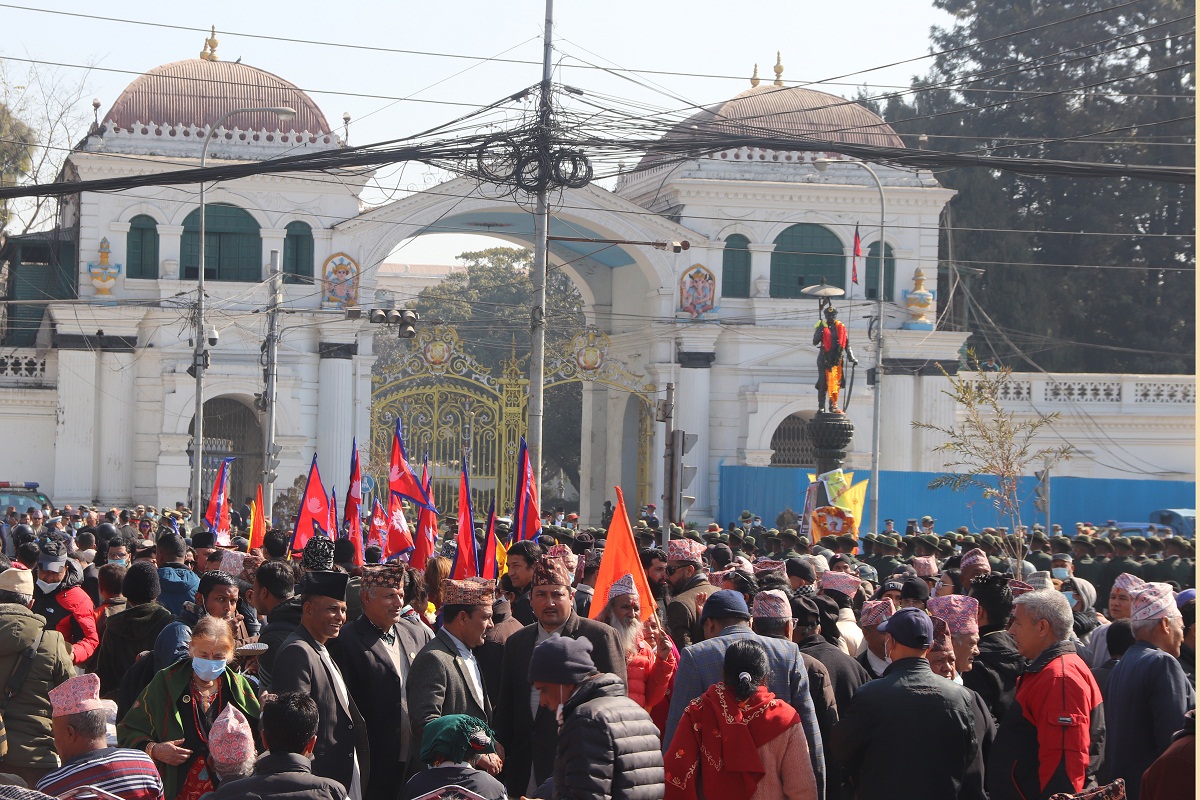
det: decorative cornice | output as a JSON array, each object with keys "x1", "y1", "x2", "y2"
[
  {"x1": 55, "y1": 333, "x2": 137, "y2": 352},
  {"x1": 319, "y1": 341, "x2": 357, "y2": 360},
  {"x1": 678, "y1": 350, "x2": 716, "y2": 369}
]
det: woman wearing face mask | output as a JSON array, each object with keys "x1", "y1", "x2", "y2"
[
  {"x1": 118, "y1": 616, "x2": 261, "y2": 800},
  {"x1": 1060, "y1": 577, "x2": 1103, "y2": 644}
]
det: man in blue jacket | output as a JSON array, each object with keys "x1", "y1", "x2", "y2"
[{"x1": 153, "y1": 532, "x2": 198, "y2": 615}]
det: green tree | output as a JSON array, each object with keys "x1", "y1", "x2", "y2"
[
  {"x1": 881, "y1": 0, "x2": 1194, "y2": 374},
  {"x1": 0, "y1": 103, "x2": 35, "y2": 232},
  {"x1": 373, "y1": 246, "x2": 586, "y2": 495}
]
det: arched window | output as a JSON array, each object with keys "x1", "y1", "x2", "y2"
[
  {"x1": 283, "y1": 221, "x2": 315, "y2": 285},
  {"x1": 126, "y1": 215, "x2": 159, "y2": 279},
  {"x1": 722, "y1": 234, "x2": 751, "y2": 298},
  {"x1": 865, "y1": 241, "x2": 895, "y2": 302},
  {"x1": 181, "y1": 203, "x2": 262, "y2": 282},
  {"x1": 770, "y1": 224, "x2": 843, "y2": 298},
  {"x1": 770, "y1": 412, "x2": 817, "y2": 467}
]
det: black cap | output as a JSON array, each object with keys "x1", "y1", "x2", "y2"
[
  {"x1": 300, "y1": 570, "x2": 349, "y2": 601},
  {"x1": 785, "y1": 558, "x2": 816, "y2": 582},
  {"x1": 900, "y1": 575, "x2": 930, "y2": 602},
  {"x1": 879, "y1": 607, "x2": 934, "y2": 649}
]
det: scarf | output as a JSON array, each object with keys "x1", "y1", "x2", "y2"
[{"x1": 665, "y1": 682, "x2": 799, "y2": 800}]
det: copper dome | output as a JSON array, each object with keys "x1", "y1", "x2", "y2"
[{"x1": 102, "y1": 58, "x2": 331, "y2": 135}]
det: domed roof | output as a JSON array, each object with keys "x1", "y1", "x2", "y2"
[
  {"x1": 666, "y1": 84, "x2": 904, "y2": 150},
  {"x1": 102, "y1": 58, "x2": 331, "y2": 135}
]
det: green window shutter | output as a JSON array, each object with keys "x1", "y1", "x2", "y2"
[
  {"x1": 721, "y1": 234, "x2": 751, "y2": 298},
  {"x1": 126, "y1": 215, "x2": 159, "y2": 279},
  {"x1": 181, "y1": 203, "x2": 262, "y2": 282},
  {"x1": 770, "y1": 224, "x2": 844, "y2": 298},
  {"x1": 282, "y1": 221, "x2": 314, "y2": 285},
  {"x1": 865, "y1": 241, "x2": 895, "y2": 301}
]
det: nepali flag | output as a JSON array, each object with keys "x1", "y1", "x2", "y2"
[
  {"x1": 410, "y1": 459, "x2": 438, "y2": 571},
  {"x1": 479, "y1": 499, "x2": 500, "y2": 580},
  {"x1": 367, "y1": 497, "x2": 387, "y2": 549},
  {"x1": 449, "y1": 458, "x2": 479, "y2": 579},
  {"x1": 344, "y1": 441, "x2": 365, "y2": 566},
  {"x1": 389, "y1": 419, "x2": 434, "y2": 509},
  {"x1": 384, "y1": 492, "x2": 415, "y2": 561},
  {"x1": 291, "y1": 455, "x2": 330, "y2": 553},
  {"x1": 328, "y1": 488, "x2": 339, "y2": 540},
  {"x1": 204, "y1": 457, "x2": 235, "y2": 546},
  {"x1": 852, "y1": 223, "x2": 862, "y2": 286},
  {"x1": 511, "y1": 436, "x2": 542, "y2": 543}
]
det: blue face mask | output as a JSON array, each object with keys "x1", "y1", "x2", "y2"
[
  {"x1": 192, "y1": 657, "x2": 227, "y2": 682},
  {"x1": 108, "y1": 558, "x2": 128, "y2": 568},
  {"x1": 1062, "y1": 591, "x2": 1076, "y2": 608},
  {"x1": 1051, "y1": 567, "x2": 1070, "y2": 580}
]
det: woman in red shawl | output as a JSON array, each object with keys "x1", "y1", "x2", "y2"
[{"x1": 664, "y1": 639, "x2": 817, "y2": 800}]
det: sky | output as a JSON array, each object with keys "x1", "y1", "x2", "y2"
[{"x1": 1, "y1": 0, "x2": 954, "y2": 262}]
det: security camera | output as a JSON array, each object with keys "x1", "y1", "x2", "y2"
[{"x1": 206, "y1": 326, "x2": 219, "y2": 347}]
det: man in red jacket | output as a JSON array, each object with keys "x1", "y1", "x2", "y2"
[
  {"x1": 31, "y1": 537, "x2": 98, "y2": 666},
  {"x1": 987, "y1": 589, "x2": 1104, "y2": 800}
]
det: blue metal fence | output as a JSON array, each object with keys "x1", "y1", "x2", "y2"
[{"x1": 718, "y1": 465, "x2": 1196, "y2": 532}]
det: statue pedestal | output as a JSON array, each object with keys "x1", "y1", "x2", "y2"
[{"x1": 804, "y1": 410, "x2": 855, "y2": 506}]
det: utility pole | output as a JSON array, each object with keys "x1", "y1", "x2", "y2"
[
  {"x1": 658, "y1": 382, "x2": 675, "y2": 548},
  {"x1": 526, "y1": 0, "x2": 554, "y2": 491},
  {"x1": 261, "y1": 250, "x2": 282, "y2": 524}
]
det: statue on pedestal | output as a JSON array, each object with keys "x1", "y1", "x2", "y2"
[{"x1": 812, "y1": 299, "x2": 857, "y2": 413}]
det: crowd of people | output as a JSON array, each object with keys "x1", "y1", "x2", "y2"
[{"x1": 0, "y1": 501, "x2": 1193, "y2": 800}]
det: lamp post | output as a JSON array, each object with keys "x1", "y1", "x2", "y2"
[
  {"x1": 190, "y1": 106, "x2": 295, "y2": 519},
  {"x1": 814, "y1": 157, "x2": 886, "y2": 535}
]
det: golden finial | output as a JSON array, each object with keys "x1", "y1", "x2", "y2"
[
  {"x1": 206, "y1": 26, "x2": 220, "y2": 61},
  {"x1": 773, "y1": 52, "x2": 784, "y2": 86},
  {"x1": 750, "y1": 64, "x2": 760, "y2": 88}
]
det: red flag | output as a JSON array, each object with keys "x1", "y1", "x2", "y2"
[
  {"x1": 590, "y1": 486, "x2": 655, "y2": 623},
  {"x1": 290, "y1": 455, "x2": 330, "y2": 553},
  {"x1": 479, "y1": 499, "x2": 499, "y2": 579},
  {"x1": 512, "y1": 436, "x2": 542, "y2": 542},
  {"x1": 852, "y1": 223, "x2": 862, "y2": 286},
  {"x1": 411, "y1": 460, "x2": 438, "y2": 571},
  {"x1": 203, "y1": 457, "x2": 235, "y2": 546},
  {"x1": 328, "y1": 488, "x2": 339, "y2": 541},
  {"x1": 384, "y1": 492, "x2": 415, "y2": 560},
  {"x1": 344, "y1": 441, "x2": 364, "y2": 567},
  {"x1": 367, "y1": 498, "x2": 387, "y2": 549},
  {"x1": 389, "y1": 419, "x2": 434, "y2": 509},
  {"x1": 449, "y1": 459, "x2": 479, "y2": 579},
  {"x1": 248, "y1": 483, "x2": 266, "y2": 551}
]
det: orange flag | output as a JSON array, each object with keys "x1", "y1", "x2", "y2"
[
  {"x1": 248, "y1": 484, "x2": 266, "y2": 551},
  {"x1": 589, "y1": 486, "x2": 655, "y2": 623}
]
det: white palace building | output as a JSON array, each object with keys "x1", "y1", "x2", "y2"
[{"x1": 0, "y1": 43, "x2": 1192, "y2": 526}]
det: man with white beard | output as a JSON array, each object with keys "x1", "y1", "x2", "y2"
[{"x1": 598, "y1": 574, "x2": 677, "y2": 711}]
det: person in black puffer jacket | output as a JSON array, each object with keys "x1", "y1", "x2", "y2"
[{"x1": 528, "y1": 635, "x2": 663, "y2": 800}]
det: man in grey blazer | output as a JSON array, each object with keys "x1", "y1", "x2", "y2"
[{"x1": 406, "y1": 577, "x2": 496, "y2": 750}]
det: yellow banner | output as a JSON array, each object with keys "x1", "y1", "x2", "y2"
[{"x1": 841, "y1": 480, "x2": 869, "y2": 526}]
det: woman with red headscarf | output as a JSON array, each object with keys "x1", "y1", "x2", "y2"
[{"x1": 664, "y1": 639, "x2": 817, "y2": 800}]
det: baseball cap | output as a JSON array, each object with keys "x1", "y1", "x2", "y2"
[
  {"x1": 879, "y1": 606, "x2": 934, "y2": 649},
  {"x1": 699, "y1": 589, "x2": 751, "y2": 622}
]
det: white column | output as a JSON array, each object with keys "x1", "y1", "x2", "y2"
[
  {"x1": 880, "y1": 370, "x2": 915, "y2": 471},
  {"x1": 748, "y1": 243, "x2": 775, "y2": 297},
  {"x1": 54, "y1": 350, "x2": 99, "y2": 504},
  {"x1": 158, "y1": 225, "x2": 184, "y2": 280},
  {"x1": 913, "y1": 373, "x2": 954, "y2": 472},
  {"x1": 317, "y1": 355, "x2": 354, "y2": 495},
  {"x1": 261, "y1": 229, "x2": 288, "y2": 282},
  {"x1": 579, "y1": 382, "x2": 608, "y2": 525},
  {"x1": 97, "y1": 351, "x2": 136, "y2": 505}
]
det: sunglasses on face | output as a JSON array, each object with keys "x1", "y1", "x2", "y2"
[{"x1": 665, "y1": 565, "x2": 689, "y2": 576}]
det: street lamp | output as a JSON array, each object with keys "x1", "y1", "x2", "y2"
[
  {"x1": 190, "y1": 105, "x2": 296, "y2": 519},
  {"x1": 814, "y1": 157, "x2": 885, "y2": 535}
]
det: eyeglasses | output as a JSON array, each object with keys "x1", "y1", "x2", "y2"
[{"x1": 665, "y1": 564, "x2": 694, "y2": 576}]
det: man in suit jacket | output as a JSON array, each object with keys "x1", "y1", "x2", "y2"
[
  {"x1": 271, "y1": 570, "x2": 371, "y2": 800},
  {"x1": 331, "y1": 564, "x2": 428, "y2": 800},
  {"x1": 495, "y1": 553, "x2": 627, "y2": 798},
  {"x1": 407, "y1": 577, "x2": 496, "y2": 752},
  {"x1": 666, "y1": 589, "x2": 827, "y2": 800}
]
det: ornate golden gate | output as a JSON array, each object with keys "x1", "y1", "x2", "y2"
[{"x1": 372, "y1": 325, "x2": 656, "y2": 516}]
